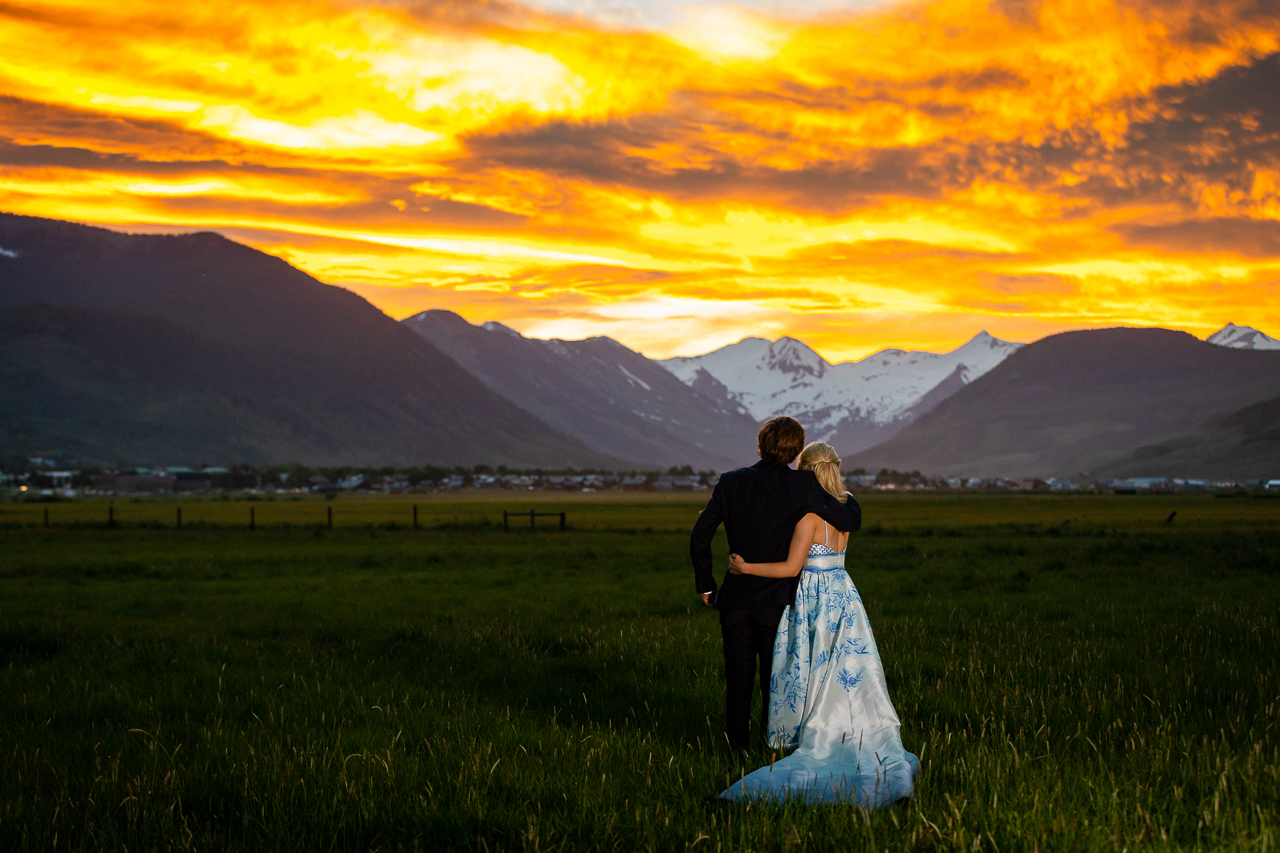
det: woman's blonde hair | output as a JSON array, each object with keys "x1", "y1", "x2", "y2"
[{"x1": 798, "y1": 441, "x2": 847, "y2": 502}]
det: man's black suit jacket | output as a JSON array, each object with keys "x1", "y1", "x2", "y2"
[{"x1": 690, "y1": 460, "x2": 862, "y2": 610}]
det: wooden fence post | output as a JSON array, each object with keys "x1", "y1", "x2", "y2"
[
  {"x1": 44, "y1": 507, "x2": 49, "y2": 529},
  {"x1": 108, "y1": 505, "x2": 115, "y2": 528},
  {"x1": 327, "y1": 506, "x2": 333, "y2": 530},
  {"x1": 176, "y1": 506, "x2": 182, "y2": 529},
  {"x1": 502, "y1": 510, "x2": 567, "y2": 531},
  {"x1": 413, "y1": 504, "x2": 419, "y2": 530},
  {"x1": 250, "y1": 506, "x2": 256, "y2": 531}
]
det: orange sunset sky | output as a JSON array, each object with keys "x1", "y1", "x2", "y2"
[{"x1": 1, "y1": 0, "x2": 1278, "y2": 360}]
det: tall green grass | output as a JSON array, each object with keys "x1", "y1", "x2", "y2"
[{"x1": 1, "y1": 495, "x2": 1278, "y2": 850}]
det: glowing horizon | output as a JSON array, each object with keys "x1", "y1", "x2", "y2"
[{"x1": 1, "y1": 0, "x2": 1278, "y2": 361}]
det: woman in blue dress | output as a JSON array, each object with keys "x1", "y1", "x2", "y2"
[{"x1": 718, "y1": 442, "x2": 917, "y2": 806}]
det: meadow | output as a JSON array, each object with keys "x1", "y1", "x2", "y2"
[{"x1": 1, "y1": 492, "x2": 1278, "y2": 851}]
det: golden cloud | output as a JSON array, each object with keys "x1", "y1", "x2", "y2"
[{"x1": 0, "y1": 0, "x2": 1277, "y2": 360}]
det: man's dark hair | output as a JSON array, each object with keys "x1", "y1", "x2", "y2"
[{"x1": 757, "y1": 416, "x2": 806, "y2": 466}]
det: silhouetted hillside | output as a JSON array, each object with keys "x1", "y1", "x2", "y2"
[
  {"x1": 847, "y1": 328, "x2": 1280, "y2": 478},
  {"x1": 1101, "y1": 394, "x2": 1280, "y2": 479},
  {"x1": 405, "y1": 310, "x2": 761, "y2": 470},
  {"x1": 0, "y1": 213, "x2": 621, "y2": 467}
]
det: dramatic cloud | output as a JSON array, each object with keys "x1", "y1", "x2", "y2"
[{"x1": 1, "y1": 0, "x2": 1278, "y2": 358}]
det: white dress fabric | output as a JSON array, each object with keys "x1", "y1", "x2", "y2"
[{"x1": 719, "y1": 538, "x2": 918, "y2": 806}]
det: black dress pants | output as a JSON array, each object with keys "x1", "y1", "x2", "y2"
[{"x1": 719, "y1": 605, "x2": 786, "y2": 751}]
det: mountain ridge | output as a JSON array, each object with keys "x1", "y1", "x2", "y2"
[
  {"x1": 403, "y1": 309, "x2": 762, "y2": 470},
  {"x1": 0, "y1": 212, "x2": 622, "y2": 468},
  {"x1": 845, "y1": 327, "x2": 1280, "y2": 478},
  {"x1": 6, "y1": 213, "x2": 1279, "y2": 473},
  {"x1": 658, "y1": 331, "x2": 1024, "y2": 456}
]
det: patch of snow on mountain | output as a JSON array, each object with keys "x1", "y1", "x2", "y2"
[
  {"x1": 660, "y1": 332, "x2": 1024, "y2": 430},
  {"x1": 480, "y1": 321, "x2": 522, "y2": 338},
  {"x1": 618, "y1": 364, "x2": 652, "y2": 391},
  {"x1": 1206, "y1": 323, "x2": 1280, "y2": 350}
]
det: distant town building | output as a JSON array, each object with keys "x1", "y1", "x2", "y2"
[
  {"x1": 95, "y1": 470, "x2": 177, "y2": 494},
  {"x1": 173, "y1": 472, "x2": 213, "y2": 493},
  {"x1": 1045, "y1": 478, "x2": 1081, "y2": 491},
  {"x1": 1110, "y1": 477, "x2": 1174, "y2": 493},
  {"x1": 654, "y1": 475, "x2": 701, "y2": 492},
  {"x1": 500, "y1": 474, "x2": 538, "y2": 489}
]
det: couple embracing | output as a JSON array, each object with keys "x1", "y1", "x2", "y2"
[{"x1": 690, "y1": 416, "x2": 918, "y2": 806}]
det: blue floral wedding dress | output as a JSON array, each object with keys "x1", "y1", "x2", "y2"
[{"x1": 719, "y1": 532, "x2": 918, "y2": 806}]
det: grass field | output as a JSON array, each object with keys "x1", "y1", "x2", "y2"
[{"x1": 2, "y1": 493, "x2": 1279, "y2": 850}]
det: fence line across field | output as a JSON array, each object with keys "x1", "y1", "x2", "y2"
[
  {"x1": 4, "y1": 503, "x2": 537, "y2": 530},
  {"x1": 503, "y1": 510, "x2": 566, "y2": 531}
]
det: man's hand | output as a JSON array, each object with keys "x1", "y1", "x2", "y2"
[
  {"x1": 701, "y1": 592, "x2": 715, "y2": 608},
  {"x1": 728, "y1": 553, "x2": 747, "y2": 575}
]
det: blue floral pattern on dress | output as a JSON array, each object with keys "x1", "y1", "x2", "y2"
[
  {"x1": 836, "y1": 668, "x2": 865, "y2": 691},
  {"x1": 767, "y1": 543, "x2": 880, "y2": 750},
  {"x1": 726, "y1": 538, "x2": 919, "y2": 807}
]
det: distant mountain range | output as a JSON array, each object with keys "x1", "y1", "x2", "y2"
[
  {"x1": 404, "y1": 312, "x2": 1279, "y2": 477},
  {"x1": 403, "y1": 310, "x2": 759, "y2": 470},
  {"x1": 3, "y1": 212, "x2": 1277, "y2": 476},
  {"x1": 846, "y1": 328, "x2": 1280, "y2": 479},
  {"x1": 0, "y1": 213, "x2": 620, "y2": 468},
  {"x1": 659, "y1": 332, "x2": 1023, "y2": 454}
]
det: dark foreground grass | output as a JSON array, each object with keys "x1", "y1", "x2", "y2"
[{"x1": 1, "y1": 494, "x2": 1278, "y2": 851}]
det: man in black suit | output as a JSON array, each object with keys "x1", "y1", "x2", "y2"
[{"x1": 691, "y1": 416, "x2": 862, "y2": 752}]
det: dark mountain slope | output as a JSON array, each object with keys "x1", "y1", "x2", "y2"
[
  {"x1": 846, "y1": 328, "x2": 1280, "y2": 478},
  {"x1": 1100, "y1": 394, "x2": 1280, "y2": 479},
  {"x1": 0, "y1": 213, "x2": 620, "y2": 467},
  {"x1": 0, "y1": 304, "x2": 305, "y2": 464},
  {"x1": 404, "y1": 310, "x2": 761, "y2": 470}
]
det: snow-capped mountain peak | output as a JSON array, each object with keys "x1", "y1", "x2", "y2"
[
  {"x1": 1206, "y1": 323, "x2": 1280, "y2": 350},
  {"x1": 961, "y1": 330, "x2": 999, "y2": 349},
  {"x1": 766, "y1": 337, "x2": 827, "y2": 380},
  {"x1": 660, "y1": 331, "x2": 1024, "y2": 454}
]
